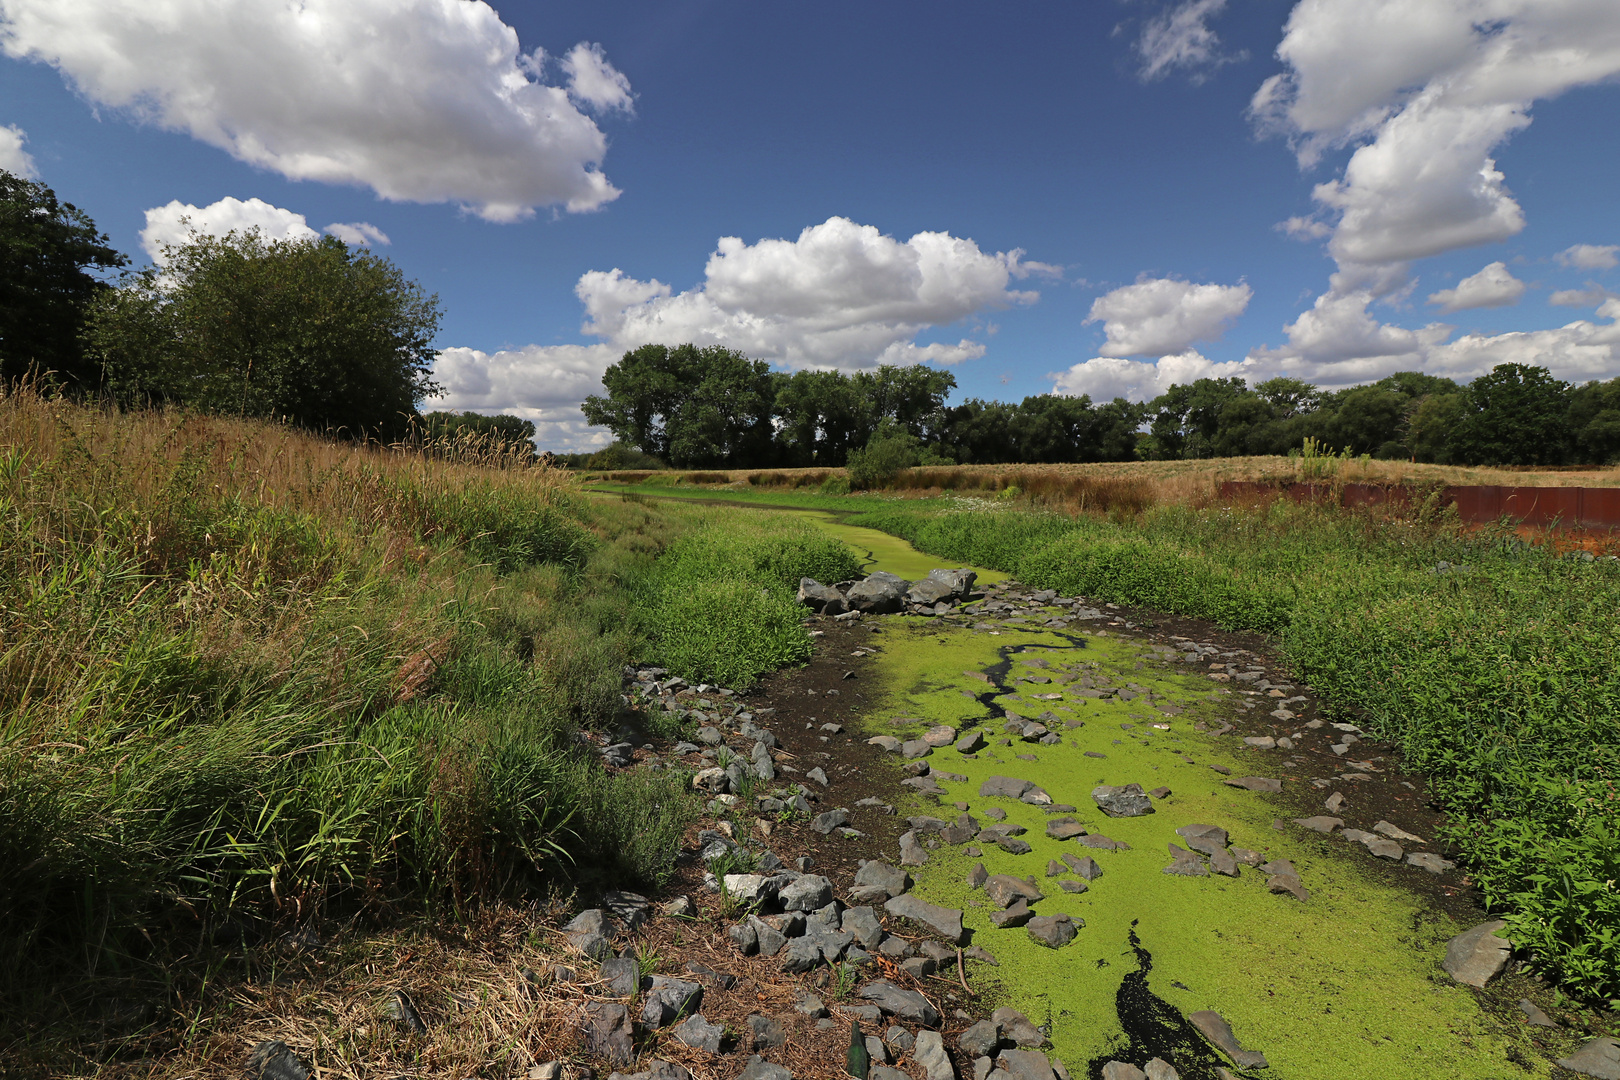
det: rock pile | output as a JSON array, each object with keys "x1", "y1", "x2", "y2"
[{"x1": 799, "y1": 568, "x2": 978, "y2": 617}]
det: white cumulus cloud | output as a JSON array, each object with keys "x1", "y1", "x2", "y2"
[
  {"x1": 0, "y1": 0, "x2": 628, "y2": 221},
  {"x1": 428, "y1": 343, "x2": 619, "y2": 451},
  {"x1": 575, "y1": 216, "x2": 1046, "y2": 370},
  {"x1": 0, "y1": 123, "x2": 36, "y2": 178},
  {"x1": 1427, "y1": 261, "x2": 1526, "y2": 313},
  {"x1": 1052, "y1": 349, "x2": 1253, "y2": 402},
  {"x1": 1254, "y1": 0, "x2": 1620, "y2": 268},
  {"x1": 324, "y1": 221, "x2": 390, "y2": 247},
  {"x1": 1085, "y1": 277, "x2": 1252, "y2": 358},
  {"x1": 1137, "y1": 0, "x2": 1242, "y2": 82},
  {"x1": 1558, "y1": 243, "x2": 1620, "y2": 270},
  {"x1": 140, "y1": 196, "x2": 318, "y2": 263},
  {"x1": 1549, "y1": 286, "x2": 1615, "y2": 308}
]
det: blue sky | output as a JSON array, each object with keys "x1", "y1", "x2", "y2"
[{"x1": 3, "y1": 0, "x2": 1618, "y2": 450}]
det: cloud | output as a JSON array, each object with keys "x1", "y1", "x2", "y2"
[
  {"x1": 427, "y1": 342, "x2": 619, "y2": 450},
  {"x1": 1254, "y1": 1, "x2": 1620, "y2": 268},
  {"x1": 560, "y1": 42, "x2": 633, "y2": 114},
  {"x1": 324, "y1": 221, "x2": 390, "y2": 246},
  {"x1": 0, "y1": 123, "x2": 36, "y2": 178},
  {"x1": 140, "y1": 196, "x2": 318, "y2": 262},
  {"x1": 1085, "y1": 277, "x2": 1251, "y2": 358},
  {"x1": 574, "y1": 216, "x2": 1044, "y2": 370},
  {"x1": 1427, "y1": 261, "x2": 1526, "y2": 313},
  {"x1": 0, "y1": 0, "x2": 628, "y2": 221},
  {"x1": 1549, "y1": 286, "x2": 1616, "y2": 308},
  {"x1": 1558, "y1": 243, "x2": 1620, "y2": 270},
  {"x1": 1052, "y1": 349, "x2": 1253, "y2": 402},
  {"x1": 1137, "y1": 0, "x2": 1243, "y2": 82}
]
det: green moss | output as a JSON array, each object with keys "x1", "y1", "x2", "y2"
[
  {"x1": 797, "y1": 511, "x2": 1010, "y2": 586},
  {"x1": 861, "y1": 624, "x2": 1540, "y2": 1077}
]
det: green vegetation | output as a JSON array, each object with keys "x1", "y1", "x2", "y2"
[
  {"x1": 847, "y1": 499, "x2": 1620, "y2": 1002},
  {"x1": 0, "y1": 389, "x2": 848, "y2": 992}
]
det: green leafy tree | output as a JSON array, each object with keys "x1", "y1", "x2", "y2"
[
  {"x1": 1447, "y1": 363, "x2": 1572, "y2": 466},
  {"x1": 0, "y1": 170, "x2": 127, "y2": 388},
  {"x1": 1146, "y1": 377, "x2": 1250, "y2": 459},
  {"x1": 1408, "y1": 392, "x2": 1466, "y2": 463},
  {"x1": 1314, "y1": 385, "x2": 1410, "y2": 458},
  {"x1": 86, "y1": 229, "x2": 441, "y2": 435},
  {"x1": 845, "y1": 419, "x2": 923, "y2": 488},
  {"x1": 1569, "y1": 377, "x2": 1620, "y2": 464},
  {"x1": 581, "y1": 343, "x2": 778, "y2": 468},
  {"x1": 773, "y1": 368, "x2": 874, "y2": 466}
]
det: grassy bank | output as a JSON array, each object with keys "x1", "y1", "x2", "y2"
[
  {"x1": 0, "y1": 390, "x2": 857, "y2": 1002},
  {"x1": 843, "y1": 498, "x2": 1620, "y2": 1003}
]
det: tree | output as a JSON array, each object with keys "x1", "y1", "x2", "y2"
[
  {"x1": 1570, "y1": 377, "x2": 1620, "y2": 464},
  {"x1": 1145, "y1": 378, "x2": 1250, "y2": 459},
  {"x1": 0, "y1": 170, "x2": 127, "y2": 388},
  {"x1": 1447, "y1": 363, "x2": 1572, "y2": 466},
  {"x1": 86, "y1": 229, "x2": 441, "y2": 436},
  {"x1": 419, "y1": 410, "x2": 538, "y2": 461},
  {"x1": 581, "y1": 343, "x2": 778, "y2": 468},
  {"x1": 773, "y1": 368, "x2": 874, "y2": 466}
]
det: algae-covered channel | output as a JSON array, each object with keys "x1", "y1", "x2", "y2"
[{"x1": 803, "y1": 513, "x2": 1536, "y2": 1079}]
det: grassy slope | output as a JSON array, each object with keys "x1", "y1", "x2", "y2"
[{"x1": 0, "y1": 392, "x2": 861, "y2": 991}]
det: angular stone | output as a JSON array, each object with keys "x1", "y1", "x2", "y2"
[
  {"x1": 900, "y1": 830, "x2": 930, "y2": 866},
  {"x1": 1325, "y1": 791, "x2": 1346, "y2": 812},
  {"x1": 1405, "y1": 851, "x2": 1455, "y2": 874},
  {"x1": 246, "y1": 1041, "x2": 312, "y2": 1080},
  {"x1": 885, "y1": 892, "x2": 967, "y2": 944},
  {"x1": 902, "y1": 739, "x2": 934, "y2": 759},
  {"x1": 1174, "y1": 823, "x2": 1228, "y2": 856},
  {"x1": 1267, "y1": 874, "x2": 1309, "y2": 902},
  {"x1": 1374, "y1": 820, "x2": 1425, "y2": 843},
  {"x1": 1518, "y1": 999, "x2": 1557, "y2": 1027},
  {"x1": 989, "y1": 898, "x2": 1033, "y2": 928},
  {"x1": 1077, "y1": 834, "x2": 1128, "y2": 851},
  {"x1": 994, "y1": 834, "x2": 1034, "y2": 855},
  {"x1": 957, "y1": 731, "x2": 987, "y2": 753},
  {"x1": 1293, "y1": 816, "x2": 1343, "y2": 833},
  {"x1": 780, "y1": 875, "x2": 833, "y2": 912},
  {"x1": 985, "y1": 874, "x2": 1044, "y2": 908},
  {"x1": 750, "y1": 915, "x2": 789, "y2": 958},
  {"x1": 923, "y1": 724, "x2": 959, "y2": 747},
  {"x1": 968, "y1": 862, "x2": 989, "y2": 888},
  {"x1": 736, "y1": 1056, "x2": 793, "y2": 1080},
  {"x1": 1189, "y1": 1010, "x2": 1268, "y2": 1069},
  {"x1": 1163, "y1": 844, "x2": 1208, "y2": 876},
  {"x1": 860, "y1": 980, "x2": 942, "y2": 1026},
  {"x1": 1101, "y1": 1065, "x2": 1145, "y2": 1080},
  {"x1": 1028, "y1": 913, "x2": 1080, "y2": 948},
  {"x1": 848, "y1": 571, "x2": 909, "y2": 614},
  {"x1": 724, "y1": 874, "x2": 776, "y2": 905},
  {"x1": 1047, "y1": 819, "x2": 1088, "y2": 840},
  {"x1": 1063, "y1": 854, "x2": 1103, "y2": 880},
  {"x1": 563, "y1": 909, "x2": 614, "y2": 960},
  {"x1": 851, "y1": 861, "x2": 911, "y2": 903},
  {"x1": 582, "y1": 1001, "x2": 636, "y2": 1065},
  {"x1": 980, "y1": 775, "x2": 1037, "y2": 800},
  {"x1": 1223, "y1": 776, "x2": 1282, "y2": 793},
  {"x1": 998, "y1": 1049, "x2": 1056, "y2": 1080},
  {"x1": 842, "y1": 905, "x2": 884, "y2": 950},
  {"x1": 600, "y1": 956, "x2": 642, "y2": 997},
  {"x1": 641, "y1": 976, "x2": 702, "y2": 1027},
  {"x1": 1557, "y1": 1038, "x2": 1620, "y2": 1080},
  {"x1": 747, "y1": 1014, "x2": 785, "y2": 1050},
  {"x1": 672, "y1": 1013, "x2": 724, "y2": 1052},
  {"x1": 1441, "y1": 920, "x2": 1512, "y2": 987},
  {"x1": 992, "y1": 1007, "x2": 1045, "y2": 1048},
  {"x1": 1208, "y1": 847, "x2": 1239, "y2": 877},
  {"x1": 663, "y1": 895, "x2": 697, "y2": 918},
  {"x1": 914, "y1": 1029, "x2": 956, "y2": 1080},
  {"x1": 958, "y1": 1019, "x2": 1001, "y2": 1058},
  {"x1": 1144, "y1": 1060, "x2": 1180, "y2": 1080},
  {"x1": 795, "y1": 991, "x2": 827, "y2": 1017},
  {"x1": 811, "y1": 809, "x2": 849, "y2": 834},
  {"x1": 869, "y1": 735, "x2": 902, "y2": 752}
]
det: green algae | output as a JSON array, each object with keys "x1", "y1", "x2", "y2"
[
  {"x1": 797, "y1": 512, "x2": 1009, "y2": 586},
  {"x1": 798, "y1": 526, "x2": 1546, "y2": 1077},
  {"x1": 864, "y1": 623, "x2": 1542, "y2": 1078}
]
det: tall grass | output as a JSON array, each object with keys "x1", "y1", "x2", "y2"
[{"x1": 850, "y1": 499, "x2": 1620, "y2": 1002}]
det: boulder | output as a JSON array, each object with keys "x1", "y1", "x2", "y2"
[
  {"x1": 928, "y1": 567, "x2": 977, "y2": 598},
  {"x1": 582, "y1": 1001, "x2": 636, "y2": 1065},
  {"x1": 563, "y1": 909, "x2": 613, "y2": 960},
  {"x1": 850, "y1": 861, "x2": 911, "y2": 903},
  {"x1": 997, "y1": 1050, "x2": 1056, "y2": 1080},
  {"x1": 958, "y1": 1019, "x2": 1001, "y2": 1058},
  {"x1": 1441, "y1": 920, "x2": 1512, "y2": 987},
  {"x1": 985, "y1": 874, "x2": 1044, "y2": 909},
  {"x1": 798, "y1": 578, "x2": 847, "y2": 614},
  {"x1": 914, "y1": 1029, "x2": 956, "y2": 1080},
  {"x1": 980, "y1": 775, "x2": 1037, "y2": 800},
  {"x1": 847, "y1": 572, "x2": 909, "y2": 614},
  {"x1": 1188, "y1": 1010, "x2": 1268, "y2": 1069},
  {"x1": 884, "y1": 893, "x2": 967, "y2": 944},
  {"x1": 672, "y1": 1013, "x2": 724, "y2": 1052},
  {"x1": 780, "y1": 875, "x2": 834, "y2": 912},
  {"x1": 860, "y1": 980, "x2": 942, "y2": 1026},
  {"x1": 1027, "y1": 914, "x2": 1079, "y2": 948},
  {"x1": 1557, "y1": 1037, "x2": 1620, "y2": 1080},
  {"x1": 640, "y1": 976, "x2": 702, "y2": 1027}
]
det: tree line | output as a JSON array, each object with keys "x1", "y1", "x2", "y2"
[{"x1": 582, "y1": 343, "x2": 1620, "y2": 469}]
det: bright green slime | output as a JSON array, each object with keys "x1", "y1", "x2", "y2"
[{"x1": 801, "y1": 516, "x2": 1544, "y2": 1079}]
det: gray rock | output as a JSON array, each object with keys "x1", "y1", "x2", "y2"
[
  {"x1": 922, "y1": 724, "x2": 959, "y2": 747},
  {"x1": 927, "y1": 567, "x2": 977, "y2": 598},
  {"x1": 957, "y1": 731, "x2": 987, "y2": 753},
  {"x1": 728, "y1": 921, "x2": 759, "y2": 954},
  {"x1": 1174, "y1": 823, "x2": 1229, "y2": 856},
  {"x1": 914, "y1": 1029, "x2": 956, "y2": 1080},
  {"x1": 528, "y1": 1064, "x2": 562, "y2": 1080},
  {"x1": 812, "y1": 809, "x2": 849, "y2": 834},
  {"x1": 780, "y1": 874, "x2": 834, "y2": 912},
  {"x1": 563, "y1": 909, "x2": 614, "y2": 960},
  {"x1": 851, "y1": 861, "x2": 911, "y2": 903},
  {"x1": 1163, "y1": 844, "x2": 1208, "y2": 876},
  {"x1": 968, "y1": 862, "x2": 989, "y2": 888},
  {"x1": 994, "y1": 834, "x2": 1034, "y2": 855},
  {"x1": 1223, "y1": 776, "x2": 1283, "y2": 793},
  {"x1": 1517, "y1": 998, "x2": 1556, "y2": 1027},
  {"x1": 1267, "y1": 874, "x2": 1309, "y2": 902},
  {"x1": 724, "y1": 873, "x2": 776, "y2": 905},
  {"x1": 901, "y1": 955, "x2": 937, "y2": 979},
  {"x1": 795, "y1": 991, "x2": 827, "y2": 1017},
  {"x1": 1375, "y1": 819, "x2": 1425, "y2": 842},
  {"x1": 736, "y1": 1056, "x2": 794, "y2": 1080},
  {"x1": 1293, "y1": 815, "x2": 1343, "y2": 833},
  {"x1": 747, "y1": 1013, "x2": 785, "y2": 1050},
  {"x1": 899, "y1": 830, "x2": 930, "y2": 866},
  {"x1": 1557, "y1": 1037, "x2": 1620, "y2": 1079},
  {"x1": 600, "y1": 956, "x2": 642, "y2": 997},
  {"x1": 843, "y1": 905, "x2": 884, "y2": 949},
  {"x1": 1208, "y1": 847, "x2": 1239, "y2": 877},
  {"x1": 860, "y1": 980, "x2": 942, "y2": 1026},
  {"x1": 985, "y1": 874, "x2": 1044, "y2": 908},
  {"x1": 1028, "y1": 913, "x2": 1080, "y2": 948},
  {"x1": 958, "y1": 1019, "x2": 1001, "y2": 1058},
  {"x1": 1046, "y1": 818, "x2": 1088, "y2": 840},
  {"x1": 1325, "y1": 791, "x2": 1346, "y2": 812},
  {"x1": 979, "y1": 775, "x2": 1037, "y2": 800},
  {"x1": 866, "y1": 1034, "x2": 892, "y2": 1064},
  {"x1": 799, "y1": 578, "x2": 846, "y2": 612},
  {"x1": 848, "y1": 572, "x2": 909, "y2": 614},
  {"x1": 641, "y1": 976, "x2": 702, "y2": 1027},
  {"x1": 778, "y1": 934, "x2": 825, "y2": 974},
  {"x1": 1406, "y1": 851, "x2": 1456, "y2": 874},
  {"x1": 888, "y1": 1024, "x2": 915, "y2": 1053},
  {"x1": 1189, "y1": 1010, "x2": 1268, "y2": 1069},
  {"x1": 1064, "y1": 854, "x2": 1103, "y2": 880},
  {"x1": 246, "y1": 1041, "x2": 312, "y2": 1080},
  {"x1": 1092, "y1": 783, "x2": 1154, "y2": 817},
  {"x1": 992, "y1": 1007, "x2": 1045, "y2": 1048},
  {"x1": 750, "y1": 915, "x2": 789, "y2": 957},
  {"x1": 989, "y1": 898, "x2": 1033, "y2": 928},
  {"x1": 647, "y1": 1063, "x2": 694, "y2": 1080},
  {"x1": 663, "y1": 895, "x2": 697, "y2": 918},
  {"x1": 997, "y1": 1049, "x2": 1056, "y2": 1080},
  {"x1": 582, "y1": 1001, "x2": 636, "y2": 1065},
  {"x1": 902, "y1": 739, "x2": 934, "y2": 759},
  {"x1": 871, "y1": 1069, "x2": 911, "y2": 1080},
  {"x1": 1441, "y1": 920, "x2": 1512, "y2": 987},
  {"x1": 885, "y1": 892, "x2": 967, "y2": 944},
  {"x1": 1101, "y1": 1065, "x2": 1145, "y2": 1080},
  {"x1": 672, "y1": 1013, "x2": 724, "y2": 1052},
  {"x1": 1143, "y1": 1060, "x2": 1180, "y2": 1080},
  {"x1": 807, "y1": 767, "x2": 830, "y2": 786}
]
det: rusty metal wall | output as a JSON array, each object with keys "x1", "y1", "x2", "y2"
[{"x1": 1214, "y1": 481, "x2": 1620, "y2": 531}]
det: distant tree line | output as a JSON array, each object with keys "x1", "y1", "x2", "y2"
[{"x1": 583, "y1": 345, "x2": 1620, "y2": 469}]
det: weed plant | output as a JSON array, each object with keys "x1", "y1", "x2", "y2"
[{"x1": 850, "y1": 498, "x2": 1620, "y2": 1002}]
